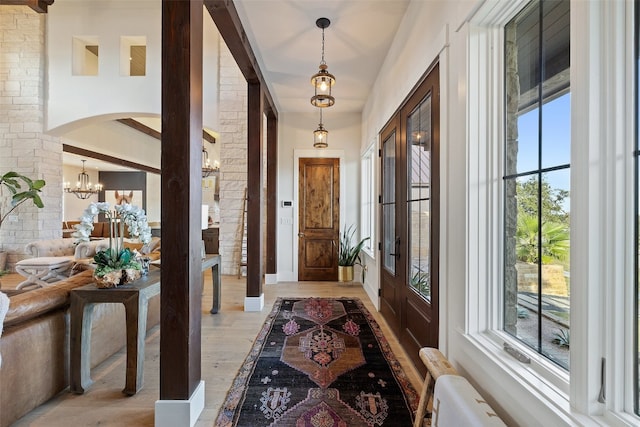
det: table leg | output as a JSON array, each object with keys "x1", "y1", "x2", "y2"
[
  {"x1": 122, "y1": 293, "x2": 149, "y2": 395},
  {"x1": 210, "y1": 262, "x2": 221, "y2": 314},
  {"x1": 15, "y1": 266, "x2": 49, "y2": 289},
  {"x1": 70, "y1": 297, "x2": 95, "y2": 394}
]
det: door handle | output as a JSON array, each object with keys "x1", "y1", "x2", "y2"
[
  {"x1": 389, "y1": 237, "x2": 400, "y2": 259},
  {"x1": 298, "y1": 232, "x2": 305, "y2": 238}
]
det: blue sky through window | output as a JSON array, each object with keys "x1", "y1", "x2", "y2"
[{"x1": 516, "y1": 92, "x2": 571, "y2": 211}]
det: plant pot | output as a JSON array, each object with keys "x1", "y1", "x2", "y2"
[
  {"x1": 338, "y1": 265, "x2": 354, "y2": 282},
  {"x1": 94, "y1": 268, "x2": 142, "y2": 289}
]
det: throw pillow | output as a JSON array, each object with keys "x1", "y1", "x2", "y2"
[{"x1": 0, "y1": 291, "x2": 9, "y2": 368}]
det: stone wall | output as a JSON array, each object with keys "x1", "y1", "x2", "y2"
[
  {"x1": 515, "y1": 262, "x2": 569, "y2": 297},
  {"x1": 217, "y1": 40, "x2": 247, "y2": 275},
  {"x1": 0, "y1": 7, "x2": 63, "y2": 270}
]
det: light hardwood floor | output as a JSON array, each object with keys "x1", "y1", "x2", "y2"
[{"x1": 1, "y1": 271, "x2": 423, "y2": 427}]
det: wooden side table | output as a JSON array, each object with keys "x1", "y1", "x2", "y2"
[
  {"x1": 69, "y1": 270, "x2": 161, "y2": 395},
  {"x1": 202, "y1": 254, "x2": 221, "y2": 314}
]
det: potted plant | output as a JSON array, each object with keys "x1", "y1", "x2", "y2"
[
  {"x1": 338, "y1": 224, "x2": 370, "y2": 282},
  {"x1": 0, "y1": 172, "x2": 46, "y2": 270},
  {"x1": 73, "y1": 202, "x2": 152, "y2": 288}
]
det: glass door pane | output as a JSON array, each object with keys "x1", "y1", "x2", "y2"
[
  {"x1": 407, "y1": 94, "x2": 432, "y2": 301},
  {"x1": 382, "y1": 131, "x2": 396, "y2": 274}
]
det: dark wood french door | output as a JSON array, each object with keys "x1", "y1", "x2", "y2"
[
  {"x1": 298, "y1": 157, "x2": 340, "y2": 281},
  {"x1": 380, "y1": 63, "x2": 440, "y2": 373}
]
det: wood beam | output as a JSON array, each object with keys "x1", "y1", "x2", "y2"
[
  {"x1": 204, "y1": 0, "x2": 277, "y2": 119},
  {"x1": 246, "y1": 81, "x2": 263, "y2": 297},
  {"x1": 202, "y1": 129, "x2": 216, "y2": 144},
  {"x1": 160, "y1": 0, "x2": 203, "y2": 401},
  {"x1": 266, "y1": 112, "x2": 277, "y2": 275},
  {"x1": 63, "y1": 144, "x2": 160, "y2": 175},
  {"x1": 117, "y1": 118, "x2": 216, "y2": 144},
  {"x1": 0, "y1": 0, "x2": 53, "y2": 13},
  {"x1": 116, "y1": 118, "x2": 161, "y2": 140}
]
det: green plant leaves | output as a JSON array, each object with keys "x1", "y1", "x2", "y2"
[
  {"x1": 0, "y1": 172, "x2": 46, "y2": 230},
  {"x1": 338, "y1": 224, "x2": 370, "y2": 266},
  {"x1": 93, "y1": 248, "x2": 140, "y2": 277}
]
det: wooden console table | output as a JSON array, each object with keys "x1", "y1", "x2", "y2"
[
  {"x1": 70, "y1": 270, "x2": 161, "y2": 395},
  {"x1": 150, "y1": 254, "x2": 221, "y2": 313},
  {"x1": 70, "y1": 255, "x2": 221, "y2": 395}
]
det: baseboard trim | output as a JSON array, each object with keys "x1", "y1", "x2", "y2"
[
  {"x1": 244, "y1": 294, "x2": 264, "y2": 311},
  {"x1": 277, "y1": 271, "x2": 297, "y2": 282},
  {"x1": 155, "y1": 380, "x2": 205, "y2": 427},
  {"x1": 265, "y1": 273, "x2": 277, "y2": 284}
]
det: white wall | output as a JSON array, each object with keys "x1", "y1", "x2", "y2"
[
  {"x1": 47, "y1": 1, "x2": 161, "y2": 133},
  {"x1": 146, "y1": 172, "x2": 161, "y2": 223},
  {"x1": 276, "y1": 111, "x2": 362, "y2": 282},
  {"x1": 46, "y1": 1, "x2": 220, "y2": 133},
  {"x1": 46, "y1": 2, "x2": 220, "y2": 226}
]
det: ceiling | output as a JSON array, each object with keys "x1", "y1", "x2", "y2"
[
  {"x1": 63, "y1": 152, "x2": 137, "y2": 173},
  {"x1": 233, "y1": 0, "x2": 410, "y2": 114}
]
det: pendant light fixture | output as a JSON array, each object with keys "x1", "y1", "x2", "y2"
[
  {"x1": 64, "y1": 159, "x2": 102, "y2": 199},
  {"x1": 202, "y1": 144, "x2": 219, "y2": 178},
  {"x1": 313, "y1": 108, "x2": 328, "y2": 148},
  {"x1": 310, "y1": 17, "x2": 335, "y2": 108}
]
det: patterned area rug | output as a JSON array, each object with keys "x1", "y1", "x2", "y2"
[{"x1": 215, "y1": 297, "x2": 419, "y2": 426}]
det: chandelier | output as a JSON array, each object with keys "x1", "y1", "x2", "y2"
[
  {"x1": 313, "y1": 108, "x2": 328, "y2": 148},
  {"x1": 310, "y1": 17, "x2": 335, "y2": 108},
  {"x1": 64, "y1": 159, "x2": 102, "y2": 199},
  {"x1": 202, "y1": 145, "x2": 219, "y2": 178}
]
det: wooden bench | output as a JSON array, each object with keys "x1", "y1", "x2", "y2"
[
  {"x1": 414, "y1": 347, "x2": 458, "y2": 427},
  {"x1": 414, "y1": 347, "x2": 506, "y2": 426}
]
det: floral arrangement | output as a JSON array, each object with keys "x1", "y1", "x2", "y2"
[{"x1": 73, "y1": 202, "x2": 152, "y2": 287}]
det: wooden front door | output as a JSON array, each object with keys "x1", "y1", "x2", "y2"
[
  {"x1": 298, "y1": 157, "x2": 340, "y2": 281},
  {"x1": 380, "y1": 62, "x2": 440, "y2": 374}
]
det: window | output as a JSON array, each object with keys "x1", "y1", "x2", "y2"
[
  {"x1": 465, "y1": 0, "x2": 640, "y2": 423},
  {"x1": 72, "y1": 36, "x2": 99, "y2": 76},
  {"x1": 361, "y1": 142, "x2": 376, "y2": 257},
  {"x1": 121, "y1": 36, "x2": 147, "y2": 76},
  {"x1": 503, "y1": 0, "x2": 570, "y2": 369}
]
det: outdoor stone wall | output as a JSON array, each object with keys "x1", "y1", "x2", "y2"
[
  {"x1": 515, "y1": 263, "x2": 569, "y2": 297},
  {"x1": 0, "y1": 7, "x2": 63, "y2": 270},
  {"x1": 217, "y1": 40, "x2": 247, "y2": 276}
]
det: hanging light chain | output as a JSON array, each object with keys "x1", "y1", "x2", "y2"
[{"x1": 320, "y1": 27, "x2": 326, "y2": 65}]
